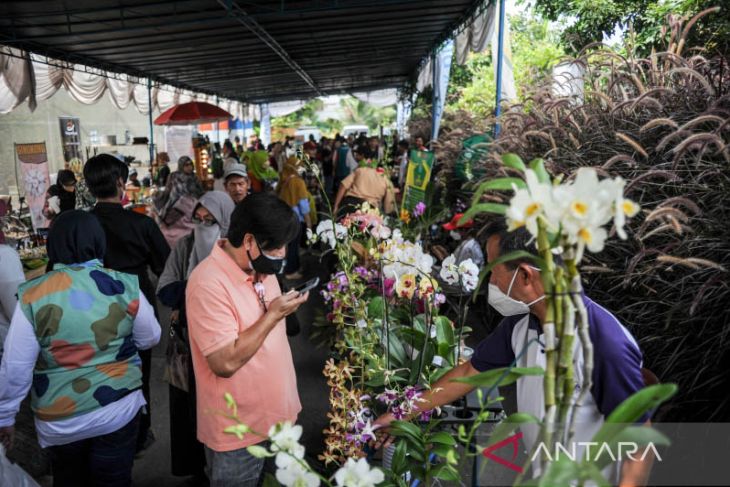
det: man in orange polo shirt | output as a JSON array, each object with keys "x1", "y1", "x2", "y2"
[{"x1": 186, "y1": 193, "x2": 308, "y2": 486}]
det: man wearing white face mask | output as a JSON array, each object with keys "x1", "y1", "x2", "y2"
[
  {"x1": 374, "y1": 220, "x2": 653, "y2": 486},
  {"x1": 157, "y1": 191, "x2": 235, "y2": 480}
]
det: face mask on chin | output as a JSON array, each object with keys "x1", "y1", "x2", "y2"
[
  {"x1": 246, "y1": 237, "x2": 286, "y2": 275},
  {"x1": 488, "y1": 266, "x2": 545, "y2": 316}
]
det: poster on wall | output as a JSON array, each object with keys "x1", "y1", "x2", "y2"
[
  {"x1": 59, "y1": 117, "x2": 81, "y2": 163},
  {"x1": 402, "y1": 149, "x2": 435, "y2": 212},
  {"x1": 15, "y1": 142, "x2": 51, "y2": 229},
  {"x1": 165, "y1": 126, "x2": 194, "y2": 169}
]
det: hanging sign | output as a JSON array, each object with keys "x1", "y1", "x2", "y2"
[
  {"x1": 59, "y1": 117, "x2": 81, "y2": 163},
  {"x1": 402, "y1": 149, "x2": 434, "y2": 212},
  {"x1": 15, "y1": 142, "x2": 51, "y2": 229}
]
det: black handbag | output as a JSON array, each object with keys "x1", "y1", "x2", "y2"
[{"x1": 164, "y1": 317, "x2": 191, "y2": 392}]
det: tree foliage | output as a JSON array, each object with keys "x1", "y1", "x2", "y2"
[
  {"x1": 271, "y1": 97, "x2": 395, "y2": 135},
  {"x1": 534, "y1": 0, "x2": 730, "y2": 55}
]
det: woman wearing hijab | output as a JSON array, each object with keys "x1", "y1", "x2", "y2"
[
  {"x1": 245, "y1": 148, "x2": 279, "y2": 193},
  {"x1": 154, "y1": 156, "x2": 205, "y2": 248},
  {"x1": 156, "y1": 191, "x2": 234, "y2": 481},
  {"x1": 276, "y1": 156, "x2": 312, "y2": 280},
  {"x1": 0, "y1": 210, "x2": 161, "y2": 487},
  {"x1": 43, "y1": 170, "x2": 77, "y2": 222}
]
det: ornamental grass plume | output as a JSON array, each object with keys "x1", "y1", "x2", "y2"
[{"x1": 457, "y1": 10, "x2": 729, "y2": 421}]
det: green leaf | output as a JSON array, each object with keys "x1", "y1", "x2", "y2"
[
  {"x1": 365, "y1": 371, "x2": 386, "y2": 388},
  {"x1": 538, "y1": 456, "x2": 580, "y2": 487},
  {"x1": 396, "y1": 328, "x2": 426, "y2": 352},
  {"x1": 431, "y1": 464, "x2": 461, "y2": 481},
  {"x1": 390, "y1": 420, "x2": 425, "y2": 444},
  {"x1": 452, "y1": 366, "x2": 544, "y2": 388},
  {"x1": 581, "y1": 463, "x2": 611, "y2": 487},
  {"x1": 459, "y1": 203, "x2": 507, "y2": 225},
  {"x1": 593, "y1": 384, "x2": 677, "y2": 444},
  {"x1": 385, "y1": 330, "x2": 407, "y2": 367},
  {"x1": 391, "y1": 439, "x2": 408, "y2": 474},
  {"x1": 606, "y1": 384, "x2": 677, "y2": 424},
  {"x1": 485, "y1": 412, "x2": 540, "y2": 447},
  {"x1": 446, "y1": 448, "x2": 459, "y2": 465},
  {"x1": 472, "y1": 250, "x2": 545, "y2": 302},
  {"x1": 529, "y1": 158, "x2": 550, "y2": 183},
  {"x1": 430, "y1": 442, "x2": 454, "y2": 458},
  {"x1": 368, "y1": 295, "x2": 385, "y2": 318},
  {"x1": 471, "y1": 177, "x2": 527, "y2": 205},
  {"x1": 429, "y1": 431, "x2": 457, "y2": 446},
  {"x1": 435, "y1": 316, "x2": 455, "y2": 360},
  {"x1": 502, "y1": 153, "x2": 527, "y2": 172},
  {"x1": 261, "y1": 473, "x2": 280, "y2": 487},
  {"x1": 429, "y1": 367, "x2": 451, "y2": 383}
]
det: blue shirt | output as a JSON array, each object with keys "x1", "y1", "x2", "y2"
[{"x1": 471, "y1": 295, "x2": 647, "y2": 479}]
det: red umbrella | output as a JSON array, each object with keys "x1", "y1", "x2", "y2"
[{"x1": 154, "y1": 101, "x2": 233, "y2": 126}]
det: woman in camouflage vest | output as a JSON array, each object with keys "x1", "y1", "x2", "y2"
[{"x1": 0, "y1": 210, "x2": 161, "y2": 487}]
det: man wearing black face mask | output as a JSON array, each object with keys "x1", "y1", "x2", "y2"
[{"x1": 185, "y1": 192, "x2": 307, "y2": 487}]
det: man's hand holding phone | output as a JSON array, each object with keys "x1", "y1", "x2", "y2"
[{"x1": 269, "y1": 291, "x2": 308, "y2": 321}]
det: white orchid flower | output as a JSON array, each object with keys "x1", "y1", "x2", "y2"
[
  {"x1": 458, "y1": 258, "x2": 480, "y2": 292},
  {"x1": 333, "y1": 457, "x2": 385, "y2": 487},
  {"x1": 315, "y1": 220, "x2": 347, "y2": 249},
  {"x1": 439, "y1": 255, "x2": 459, "y2": 285},
  {"x1": 601, "y1": 176, "x2": 639, "y2": 239},
  {"x1": 269, "y1": 422, "x2": 305, "y2": 458},
  {"x1": 506, "y1": 170, "x2": 553, "y2": 236},
  {"x1": 276, "y1": 460, "x2": 321, "y2": 487}
]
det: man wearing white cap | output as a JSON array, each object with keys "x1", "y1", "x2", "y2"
[{"x1": 223, "y1": 163, "x2": 249, "y2": 205}]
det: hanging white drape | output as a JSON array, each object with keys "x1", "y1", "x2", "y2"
[
  {"x1": 260, "y1": 103, "x2": 271, "y2": 147},
  {"x1": 396, "y1": 93, "x2": 415, "y2": 138},
  {"x1": 431, "y1": 40, "x2": 454, "y2": 141},
  {"x1": 352, "y1": 88, "x2": 398, "y2": 107},
  {"x1": 0, "y1": 47, "x2": 36, "y2": 113},
  {"x1": 416, "y1": 57, "x2": 433, "y2": 92},
  {"x1": 455, "y1": 3, "x2": 496, "y2": 65},
  {"x1": 63, "y1": 67, "x2": 107, "y2": 105},
  {"x1": 107, "y1": 76, "x2": 135, "y2": 110},
  {"x1": 156, "y1": 87, "x2": 179, "y2": 111},
  {"x1": 491, "y1": 0, "x2": 517, "y2": 103},
  {"x1": 552, "y1": 61, "x2": 585, "y2": 101},
  {"x1": 31, "y1": 55, "x2": 64, "y2": 102},
  {"x1": 268, "y1": 99, "x2": 306, "y2": 117},
  {"x1": 0, "y1": 47, "x2": 253, "y2": 121}
]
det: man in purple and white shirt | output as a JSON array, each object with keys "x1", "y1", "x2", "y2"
[{"x1": 375, "y1": 221, "x2": 653, "y2": 486}]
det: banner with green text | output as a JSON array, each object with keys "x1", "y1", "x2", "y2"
[{"x1": 402, "y1": 149, "x2": 434, "y2": 212}]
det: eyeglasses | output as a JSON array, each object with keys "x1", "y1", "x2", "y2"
[{"x1": 192, "y1": 215, "x2": 217, "y2": 226}]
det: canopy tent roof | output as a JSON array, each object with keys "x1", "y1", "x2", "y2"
[{"x1": 0, "y1": 0, "x2": 486, "y2": 104}]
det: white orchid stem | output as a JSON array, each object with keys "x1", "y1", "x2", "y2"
[
  {"x1": 556, "y1": 269, "x2": 576, "y2": 442},
  {"x1": 378, "y1": 258, "x2": 390, "y2": 371},
  {"x1": 567, "y1": 270, "x2": 593, "y2": 443},
  {"x1": 536, "y1": 218, "x2": 558, "y2": 469}
]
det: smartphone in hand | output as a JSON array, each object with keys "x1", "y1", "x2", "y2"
[{"x1": 290, "y1": 277, "x2": 320, "y2": 297}]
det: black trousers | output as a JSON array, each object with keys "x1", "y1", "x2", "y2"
[{"x1": 48, "y1": 411, "x2": 140, "y2": 487}]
